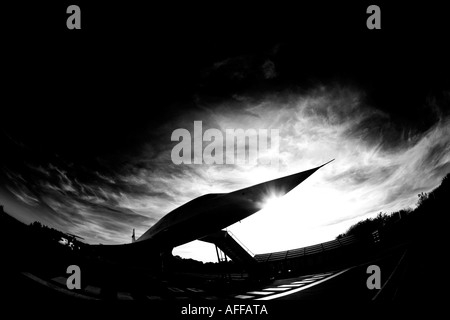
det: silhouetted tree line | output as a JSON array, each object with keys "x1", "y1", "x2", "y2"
[
  {"x1": 30, "y1": 220, "x2": 67, "y2": 240},
  {"x1": 29, "y1": 221, "x2": 84, "y2": 249},
  {"x1": 171, "y1": 255, "x2": 239, "y2": 271},
  {"x1": 337, "y1": 173, "x2": 450, "y2": 239}
]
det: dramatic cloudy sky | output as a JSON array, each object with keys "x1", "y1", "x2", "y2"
[{"x1": 2, "y1": 3, "x2": 449, "y2": 261}]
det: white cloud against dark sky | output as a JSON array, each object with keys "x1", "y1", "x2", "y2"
[
  {"x1": 1, "y1": 9, "x2": 450, "y2": 262},
  {"x1": 1, "y1": 81, "x2": 449, "y2": 262}
]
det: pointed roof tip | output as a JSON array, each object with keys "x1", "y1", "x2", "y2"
[{"x1": 319, "y1": 158, "x2": 335, "y2": 168}]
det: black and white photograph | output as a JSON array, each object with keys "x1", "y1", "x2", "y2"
[{"x1": 1, "y1": 1, "x2": 449, "y2": 317}]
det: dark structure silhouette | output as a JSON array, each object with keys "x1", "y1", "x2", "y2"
[{"x1": 91, "y1": 160, "x2": 333, "y2": 272}]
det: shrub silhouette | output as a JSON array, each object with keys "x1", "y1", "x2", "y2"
[{"x1": 337, "y1": 173, "x2": 450, "y2": 239}]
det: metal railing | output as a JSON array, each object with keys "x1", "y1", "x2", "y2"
[{"x1": 254, "y1": 235, "x2": 359, "y2": 262}]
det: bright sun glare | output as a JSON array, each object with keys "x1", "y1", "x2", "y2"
[{"x1": 262, "y1": 194, "x2": 283, "y2": 210}]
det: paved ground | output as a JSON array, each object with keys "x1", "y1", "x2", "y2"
[
  {"x1": 232, "y1": 247, "x2": 404, "y2": 301},
  {"x1": 11, "y1": 246, "x2": 405, "y2": 302}
]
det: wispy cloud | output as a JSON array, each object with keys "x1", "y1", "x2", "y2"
[{"x1": 1, "y1": 85, "x2": 449, "y2": 260}]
